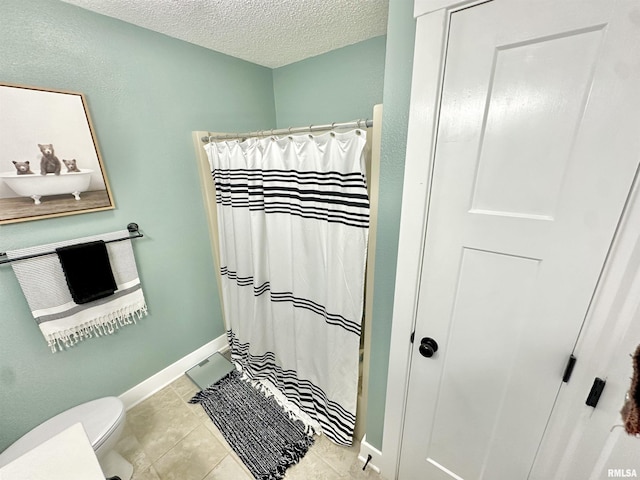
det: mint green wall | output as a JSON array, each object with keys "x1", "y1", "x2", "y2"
[
  {"x1": 0, "y1": 0, "x2": 275, "y2": 451},
  {"x1": 0, "y1": 0, "x2": 410, "y2": 456},
  {"x1": 366, "y1": 1, "x2": 416, "y2": 450},
  {"x1": 272, "y1": 37, "x2": 386, "y2": 128}
]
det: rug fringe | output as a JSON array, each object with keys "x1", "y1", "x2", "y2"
[
  {"x1": 189, "y1": 368, "x2": 321, "y2": 436},
  {"x1": 259, "y1": 436, "x2": 315, "y2": 480},
  {"x1": 189, "y1": 369, "x2": 316, "y2": 480},
  {"x1": 236, "y1": 367, "x2": 322, "y2": 437}
]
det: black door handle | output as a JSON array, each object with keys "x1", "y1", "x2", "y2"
[
  {"x1": 419, "y1": 337, "x2": 439, "y2": 358},
  {"x1": 586, "y1": 377, "x2": 606, "y2": 408}
]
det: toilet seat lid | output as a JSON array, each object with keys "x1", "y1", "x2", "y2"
[{"x1": 0, "y1": 397, "x2": 124, "y2": 467}]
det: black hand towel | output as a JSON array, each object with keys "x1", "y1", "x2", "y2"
[{"x1": 56, "y1": 240, "x2": 117, "y2": 304}]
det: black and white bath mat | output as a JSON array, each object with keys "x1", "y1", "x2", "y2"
[{"x1": 190, "y1": 370, "x2": 314, "y2": 480}]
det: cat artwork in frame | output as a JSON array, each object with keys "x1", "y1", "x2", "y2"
[{"x1": 0, "y1": 83, "x2": 114, "y2": 225}]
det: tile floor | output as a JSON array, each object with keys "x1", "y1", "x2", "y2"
[{"x1": 116, "y1": 375, "x2": 386, "y2": 480}]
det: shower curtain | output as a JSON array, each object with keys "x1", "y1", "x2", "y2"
[{"x1": 204, "y1": 129, "x2": 369, "y2": 446}]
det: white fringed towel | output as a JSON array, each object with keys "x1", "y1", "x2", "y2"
[{"x1": 7, "y1": 230, "x2": 148, "y2": 352}]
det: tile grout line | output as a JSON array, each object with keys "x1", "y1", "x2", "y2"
[
  {"x1": 149, "y1": 383, "x2": 220, "y2": 479},
  {"x1": 151, "y1": 387, "x2": 203, "y2": 466},
  {"x1": 127, "y1": 375, "x2": 382, "y2": 480},
  {"x1": 194, "y1": 451, "x2": 232, "y2": 480},
  {"x1": 168, "y1": 377, "x2": 246, "y2": 480}
]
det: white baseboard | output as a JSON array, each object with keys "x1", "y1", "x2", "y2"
[
  {"x1": 358, "y1": 434, "x2": 383, "y2": 475},
  {"x1": 119, "y1": 333, "x2": 228, "y2": 410}
]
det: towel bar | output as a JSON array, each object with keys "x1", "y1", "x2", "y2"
[{"x1": 0, "y1": 223, "x2": 143, "y2": 265}]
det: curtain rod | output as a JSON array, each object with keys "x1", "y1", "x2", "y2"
[
  {"x1": 201, "y1": 118, "x2": 373, "y2": 143},
  {"x1": 0, "y1": 223, "x2": 143, "y2": 265}
]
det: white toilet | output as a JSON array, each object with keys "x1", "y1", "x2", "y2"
[{"x1": 0, "y1": 397, "x2": 132, "y2": 480}]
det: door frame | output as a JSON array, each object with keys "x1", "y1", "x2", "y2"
[
  {"x1": 380, "y1": 1, "x2": 640, "y2": 478},
  {"x1": 379, "y1": 2, "x2": 488, "y2": 477}
]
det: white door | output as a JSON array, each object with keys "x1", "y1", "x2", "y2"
[
  {"x1": 399, "y1": 1, "x2": 640, "y2": 479},
  {"x1": 531, "y1": 286, "x2": 640, "y2": 480}
]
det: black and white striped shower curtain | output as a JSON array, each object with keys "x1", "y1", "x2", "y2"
[{"x1": 204, "y1": 130, "x2": 369, "y2": 445}]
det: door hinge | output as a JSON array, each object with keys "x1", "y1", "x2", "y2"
[
  {"x1": 410, "y1": 331, "x2": 415, "y2": 344},
  {"x1": 562, "y1": 354, "x2": 577, "y2": 383},
  {"x1": 586, "y1": 377, "x2": 606, "y2": 408}
]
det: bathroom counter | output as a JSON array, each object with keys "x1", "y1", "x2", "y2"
[{"x1": 0, "y1": 422, "x2": 104, "y2": 480}]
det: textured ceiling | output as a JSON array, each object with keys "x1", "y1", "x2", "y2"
[{"x1": 60, "y1": 0, "x2": 389, "y2": 68}]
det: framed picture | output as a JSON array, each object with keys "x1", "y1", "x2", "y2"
[{"x1": 0, "y1": 83, "x2": 114, "y2": 225}]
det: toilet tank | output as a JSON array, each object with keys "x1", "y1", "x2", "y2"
[{"x1": 0, "y1": 397, "x2": 125, "y2": 467}]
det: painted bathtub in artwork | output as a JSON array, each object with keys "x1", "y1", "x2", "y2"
[{"x1": 0, "y1": 170, "x2": 93, "y2": 204}]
